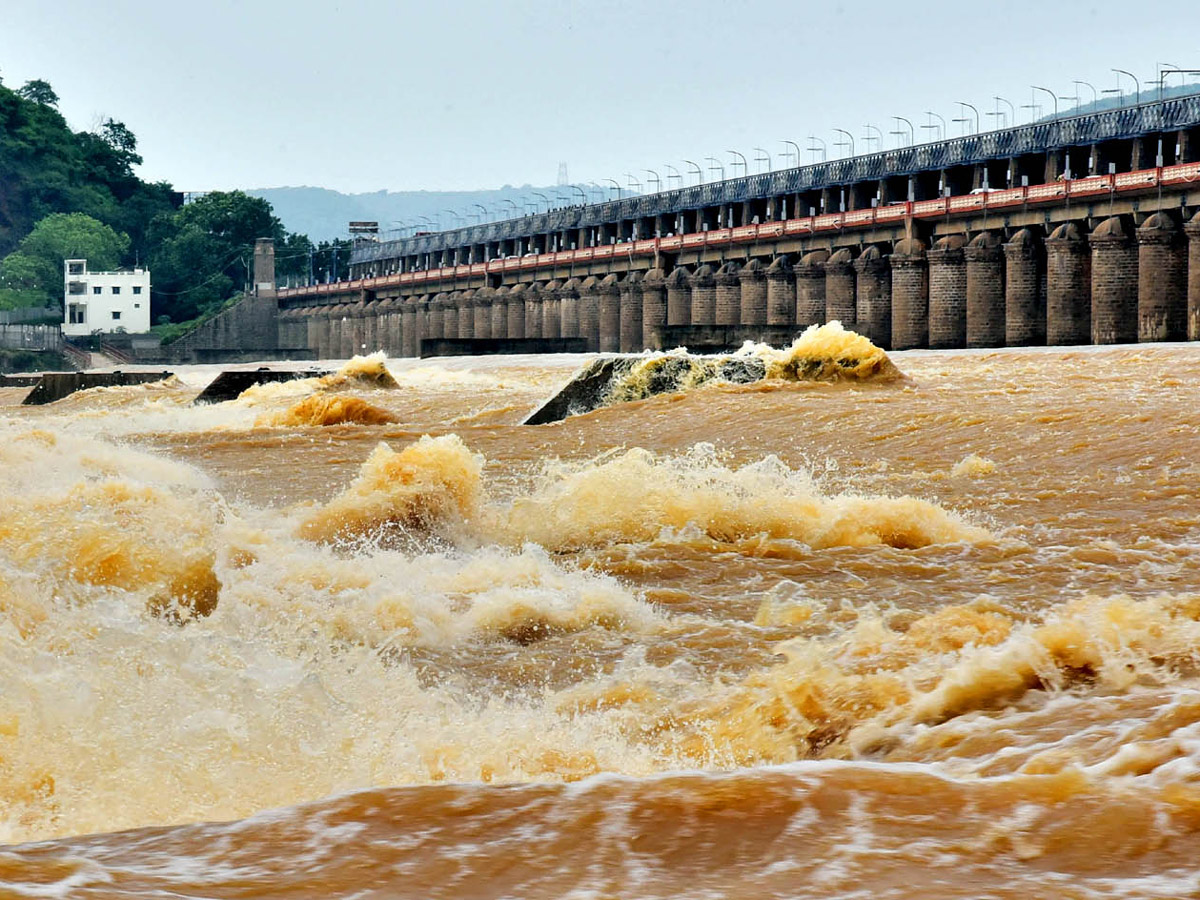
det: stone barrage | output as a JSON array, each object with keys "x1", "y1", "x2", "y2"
[{"x1": 272, "y1": 216, "x2": 1200, "y2": 359}]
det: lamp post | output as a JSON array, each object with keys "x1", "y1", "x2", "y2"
[
  {"x1": 956, "y1": 102, "x2": 980, "y2": 134},
  {"x1": 569, "y1": 185, "x2": 587, "y2": 204},
  {"x1": 497, "y1": 199, "x2": 517, "y2": 219},
  {"x1": 683, "y1": 160, "x2": 704, "y2": 185},
  {"x1": 832, "y1": 128, "x2": 855, "y2": 157},
  {"x1": 919, "y1": 112, "x2": 945, "y2": 141},
  {"x1": 602, "y1": 178, "x2": 621, "y2": 200},
  {"x1": 625, "y1": 173, "x2": 643, "y2": 194},
  {"x1": 890, "y1": 115, "x2": 914, "y2": 147},
  {"x1": 727, "y1": 149, "x2": 749, "y2": 176},
  {"x1": 1031, "y1": 85, "x2": 1058, "y2": 120},
  {"x1": 862, "y1": 124, "x2": 883, "y2": 151},
  {"x1": 664, "y1": 164, "x2": 682, "y2": 187},
  {"x1": 472, "y1": 203, "x2": 489, "y2": 223},
  {"x1": 1073, "y1": 80, "x2": 1098, "y2": 108},
  {"x1": 990, "y1": 97, "x2": 1014, "y2": 129},
  {"x1": 644, "y1": 169, "x2": 662, "y2": 192},
  {"x1": 807, "y1": 135, "x2": 826, "y2": 162},
  {"x1": 704, "y1": 156, "x2": 726, "y2": 180},
  {"x1": 531, "y1": 191, "x2": 551, "y2": 212},
  {"x1": 753, "y1": 147, "x2": 771, "y2": 173},
  {"x1": 780, "y1": 140, "x2": 802, "y2": 168},
  {"x1": 1113, "y1": 68, "x2": 1139, "y2": 105}
]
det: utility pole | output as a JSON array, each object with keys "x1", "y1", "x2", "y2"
[
  {"x1": 307, "y1": 245, "x2": 314, "y2": 286},
  {"x1": 331, "y1": 243, "x2": 338, "y2": 283}
]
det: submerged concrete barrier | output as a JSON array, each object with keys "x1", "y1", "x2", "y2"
[
  {"x1": 523, "y1": 354, "x2": 766, "y2": 425},
  {"x1": 193, "y1": 368, "x2": 331, "y2": 404},
  {"x1": 22, "y1": 371, "x2": 175, "y2": 405}
]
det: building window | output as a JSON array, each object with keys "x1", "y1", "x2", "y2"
[
  {"x1": 68, "y1": 304, "x2": 86, "y2": 324},
  {"x1": 111, "y1": 286, "x2": 121, "y2": 295},
  {"x1": 112, "y1": 311, "x2": 121, "y2": 320},
  {"x1": 68, "y1": 281, "x2": 86, "y2": 295},
  {"x1": 132, "y1": 286, "x2": 142, "y2": 295},
  {"x1": 93, "y1": 286, "x2": 102, "y2": 295},
  {"x1": 68, "y1": 262, "x2": 84, "y2": 276},
  {"x1": 134, "y1": 303, "x2": 140, "y2": 309}
]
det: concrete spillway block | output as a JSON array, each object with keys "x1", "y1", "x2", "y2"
[
  {"x1": 22, "y1": 371, "x2": 176, "y2": 405},
  {"x1": 523, "y1": 353, "x2": 766, "y2": 425},
  {"x1": 193, "y1": 368, "x2": 331, "y2": 404},
  {"x1": 0, "y1": 373, "x2": 55, "y2": 388}
]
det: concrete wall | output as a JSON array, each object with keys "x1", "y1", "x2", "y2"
[{"x1": 0, "y1": 324, "x2": 63, "y2": 351}]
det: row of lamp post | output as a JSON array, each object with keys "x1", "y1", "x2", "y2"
[{"x1": 387, "y1": 66, "x2": 1197, "y2": 236}]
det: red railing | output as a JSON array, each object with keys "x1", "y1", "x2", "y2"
[{"x1": 278, "y1": 160, "x2": 1195, "y2": 301}]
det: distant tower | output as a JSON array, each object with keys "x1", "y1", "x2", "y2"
[{"x1": 557, "y1": 162, "x2": 569, "y2": 187}]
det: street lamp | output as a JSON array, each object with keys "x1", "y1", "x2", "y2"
[
  {"x1": 644, "y1": 169, "x2": 662, "y2": 192},
  {"x1": 956, "y1": 102, "x2": 980, "y2": 134},
  {"x1": 1113, "y1": 68, "x2": 1139, "y2": 105},
  {"x1": 1160, "y1": 66, "x2": 1200, "y2": 96},
  {"x1": 602, "y1": 178, "x2": 621, "y2": 200},
  {"x1": 664, "y1": 164, "x2": 682, "y2": 187},
  {"x1": 832, "y1": 128, "x2": 855, "y2": 157},
  {"x1": 753, "y1": 147, "x2": 772, "y2": 172},
  {"x1": 531, "y1": 191, "x2": 551, "y2": 212},
  {"x1": 727, "y1": 149, "x2": 749, "y2": 176},
  {"x1": 890, "y1": 115, "x2": 914, "y2": 147},
  {"x1": 988, "y1": 97, "x2": 1014, "y2": 129},
  {"x1": 1074, "y1": 80, "x2": 1098, "y2": 108},
  {"x1": 472, "y1": 203, "x2": 489, "y2": 223},
  {"x1": 920, "y1": 111, "x2": 946, "y2": 140},
  {"x1": 568, "y1": 185, "x2": 587, "y2": 204},
  {"x1": 1031, "y1": 85, "x2": 1058, "y2": 120},
  {"x1": 704, "y1": 156, "x2": 726, "y2": 180},
  {"x1": 807, "y1": 135, "x2": 826, "y2": 162},
  {"x1": 683, "y1": 160, "x2": 704, "y2": 185},
  {"x1": 780, "y1": 140, "x2": 802, "y2": 168},
  {"x1": 625, "y1": 173, "x2": 643, "y2": 194}
]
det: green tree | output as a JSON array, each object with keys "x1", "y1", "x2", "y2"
[
  {"x1": 0, "y1": 213, "x2": 129, "y2": 309},
  {"x1": 148, "y1": 191, "x2": 286, "y2": 323},
  {"x1": 0, "y1": 81, "x2": 181, "y2": 260},
  {"x1": 16, "y1": 79, "x2": 58, "y2": 107},
  {"x1": 0, "y1": 253, "x2": 54, "y2": 310}
]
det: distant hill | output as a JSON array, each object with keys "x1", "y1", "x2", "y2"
[{"x1": 246, "y1": 184, "x2": 600, "y2": 243}]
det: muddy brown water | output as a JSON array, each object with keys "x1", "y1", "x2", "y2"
[{"x1": 1, "y1": 336, "x2": 1199, "y2": 898}]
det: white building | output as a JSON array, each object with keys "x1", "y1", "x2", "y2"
[{"x1": 63, "y1": 259, "x2": 151, "y2": 337}]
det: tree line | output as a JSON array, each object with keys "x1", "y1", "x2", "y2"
[{"x1": 0, "y1": 76, "x2": 349, "y2": 328}]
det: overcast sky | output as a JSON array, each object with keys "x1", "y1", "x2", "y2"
[{"x1": 2, "y1": 0, "x2": 1198, "y2": 194}]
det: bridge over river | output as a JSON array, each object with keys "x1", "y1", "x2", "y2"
[{"x1": 175, "y1": 93, "x2": 1200, "y2": 359}]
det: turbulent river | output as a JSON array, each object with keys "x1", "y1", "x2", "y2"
[{"x1": 2, "y1": 327, "x2": 1200, "y2": 898}]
